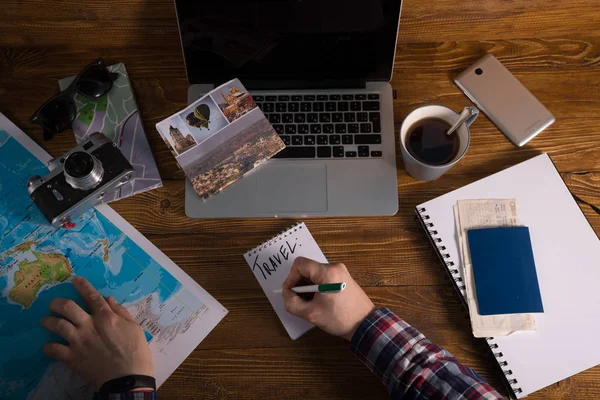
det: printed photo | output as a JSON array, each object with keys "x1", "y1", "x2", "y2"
[
  {"x1": 178, "y1": 96, "x2": 229, "y2": 145},
  {"x1": 156, "y1": 116, "x2": 197, "y2": 156},
  {"x1": 180, "y1": 110, "x2": 284, "y2": 200},
  {"x1": 155, "y1": 78, "x2": 286, "y2": 201},
  {"x1": 212, "y1": 79, "x2": 258, "y2": 123}
]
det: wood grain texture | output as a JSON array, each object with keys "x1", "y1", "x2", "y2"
[
  {"x1": 157, "y1": 343, "x2": 600, "y2": 400},
  {"x1": 1, "y1": 0, "x2": 599, "y2": 398},
  {"x1": 156, "y1": 343, "x2": 502, "y2": 400},
  {"x1": 3, "y1": 68, "x2": 600, "y2": 179},
  {"x1": 1, "y1": 0, "x2": 600, "y2": 45},
  {"x1": 196, "y1": 287, "x2": 474, "y2": 351},
  {"x1": 109, "y1": 172, "x2": 600, "y2": 237}
]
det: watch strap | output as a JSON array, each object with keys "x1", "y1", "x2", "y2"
[
  {"x1": 99, "y1": 392, "x2": 157, "y2": 400},
  {"x1": 96, "y1": 375, "x2": 156, "y2": 400}
]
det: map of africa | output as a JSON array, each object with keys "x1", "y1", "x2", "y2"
[{"x1": 0, "y1": 128, "x2": 222, "y2": 399}]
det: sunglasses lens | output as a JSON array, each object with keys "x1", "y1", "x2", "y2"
[
  {"x1": 40, "y1": 96, "x2": 76, "y2": 133},
  {"x1": 76, "y1": 65, "x2": 113, "y2": 98}
]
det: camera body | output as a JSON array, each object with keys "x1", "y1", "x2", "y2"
[{"x1": 27, "y1": 132, "x2": 134, "y2": 227}]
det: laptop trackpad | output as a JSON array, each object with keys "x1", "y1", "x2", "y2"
[{"x1": 256, "y1": 164, "x2": 328, "y2": 212}]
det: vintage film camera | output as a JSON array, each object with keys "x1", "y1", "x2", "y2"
[{"x1": 27, "y1": 132, "x2": 134, "y2": 227}]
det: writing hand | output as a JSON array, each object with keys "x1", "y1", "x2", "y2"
[
  {"x1": 281, "y1": 257, "x2": 376, "y2": 341},
  {"x1": 41, "y1": 276, "x2": 153, "y2": 389}
]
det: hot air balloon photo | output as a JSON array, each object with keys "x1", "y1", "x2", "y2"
[
  {"x1": 186, "y1": 103, "x2": 211, "y2": 130},
  {"x1": 154, "y1": 78, "x2": 283, "y2": 201},
  {"x1": 177, "y1": 97, "x2": 228, "y2": 144}
]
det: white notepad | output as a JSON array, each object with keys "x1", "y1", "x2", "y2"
[
  {"x1": 415, "y1": 153, "x2": 600, "y2": 398},
  {"x1": 244, "y1": 223, "x2": 326, "y2": 339}
]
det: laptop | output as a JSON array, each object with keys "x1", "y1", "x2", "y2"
[{"x1": 175, "y1": 0, "x2": 402, "y2": 218}]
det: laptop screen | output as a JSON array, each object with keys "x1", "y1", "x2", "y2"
[{"x1": 175, "y1": 0, "x2": 402, "y2": 85}]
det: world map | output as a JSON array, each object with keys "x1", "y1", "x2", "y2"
[{"x1": 0, "y1": 129, "x2": 210, "y2": 399}]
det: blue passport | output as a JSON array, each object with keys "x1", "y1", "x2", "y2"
[{"x1": 467, "y1": 226, "x2": 544, "y2": 315}]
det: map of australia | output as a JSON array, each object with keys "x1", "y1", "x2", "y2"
[
  {"x1": 0, "y1": 128, "x2": 218, "y2": 400},
  {"x1": 8, "y1": 244, "x2": 72, "y2": 308}
]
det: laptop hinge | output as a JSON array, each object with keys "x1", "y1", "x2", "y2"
[{"x1": 238, "y1": 79, "x2": 367, "y2": 91}]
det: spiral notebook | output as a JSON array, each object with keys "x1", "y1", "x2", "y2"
[
  {"x1": 415, "y1": 153, "x2": 600, "y2": 398},
  {"x1": 244, "y1": 223, "x2": 326, "y2": 339}
]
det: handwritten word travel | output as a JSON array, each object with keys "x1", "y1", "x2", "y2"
[{"x1": 252, "y1": 240, "x2": 297, "y2": 280}]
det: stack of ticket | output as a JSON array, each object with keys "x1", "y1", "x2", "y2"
[{"x1": 454, "y1": 199, "x2": 536, "y2": 337}]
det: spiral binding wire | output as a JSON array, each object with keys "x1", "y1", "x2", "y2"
[
  {"x1": 417, "y1": 206, "x2": 523, "y2": 396},
  {"x1": 486, "y1": 337, "x2": 523, "y2": 395},
  {"x1": 245, "y1": 222, "x2": 304, "y2": 258},
  {"x1": 417, "y1": 208, "x2": 466, "y2": 295}
]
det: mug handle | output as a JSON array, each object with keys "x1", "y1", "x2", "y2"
[{"x1": 465, "y1": 106, "x2": 479, "y2": 128}]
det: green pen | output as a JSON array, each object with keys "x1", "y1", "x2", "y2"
[{"x1": 274, "y1": 282, "x2": 346, "y2": 294}]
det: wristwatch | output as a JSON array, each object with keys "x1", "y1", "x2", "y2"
[{"x1": 94, "y1": 375, "x2": 156, "y2": 400}]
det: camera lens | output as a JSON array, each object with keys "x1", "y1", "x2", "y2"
[
  {"x1": 64, "y1": 151, "x2": 104, "y2": 190},
  {"x1": 475, "y1": 68, "x2": 483, "y2": 75},
  {"x1": 64, "y1": 152, "x2": 94, "y2": 178}
]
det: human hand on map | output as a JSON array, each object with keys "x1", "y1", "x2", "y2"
[
  {"x1": 40, "y1": 277, "x2": 153, "y2": 389},
  {"x1": 281, "y1": 257, "x2": 376, "y2": 341}
]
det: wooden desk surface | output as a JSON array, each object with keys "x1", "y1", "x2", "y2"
[{"x1": 1, "y1": 0, "x2": 599, "y2": 398}]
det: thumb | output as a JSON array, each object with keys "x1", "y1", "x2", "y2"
[
  {"x1": 293, "y1": 257, "x2": 327, "y2": 283},
  {"x1": 282, "y1": 289, "x2": 313, "y2": 320},
  {"x1": 106, "y1": 296, "x2": 134, "y2": 321}
]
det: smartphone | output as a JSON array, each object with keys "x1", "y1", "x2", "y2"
[{"x1": 454, "y1": 54, "x2": 555, "y2": 147}]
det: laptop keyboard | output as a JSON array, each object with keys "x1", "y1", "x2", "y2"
[{"x1": 253, "y1": 93, "x2": 383, "y2": 159}]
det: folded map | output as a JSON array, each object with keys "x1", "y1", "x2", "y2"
[{"x1": 59, "y1": 63, "x2": 163, "y2": 202}]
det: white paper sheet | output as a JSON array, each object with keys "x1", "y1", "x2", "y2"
[
  {"x1": 244, "y1": 223, "x2": 323, "y2": 340},
  {"x1": 418, "y1": 153, "x2": 600, "y2": 398}
]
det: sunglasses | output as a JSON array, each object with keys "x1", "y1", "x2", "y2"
[{"x1": 29, "y1": 58, "x2": 118, "y2": 140}]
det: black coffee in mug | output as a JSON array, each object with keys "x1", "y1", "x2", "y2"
[{"x1": 405, "y1": 118, "x2": 460, "y2": 165}]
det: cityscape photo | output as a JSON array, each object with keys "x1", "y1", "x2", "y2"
[
  {"x1": 155, "y1": 78, "x2": 285, "y2": 201},
  {"x1": 186, "y1": 117, "x2": 284, "y2": 199}
]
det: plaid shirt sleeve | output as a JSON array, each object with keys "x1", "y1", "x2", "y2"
[{"x1": 350, "y1": 308, "x2": 503, "y2": 400}]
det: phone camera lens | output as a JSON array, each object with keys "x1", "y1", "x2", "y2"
[{"x1": 475, "y1": 68, "x2": 483, "y2": 75}]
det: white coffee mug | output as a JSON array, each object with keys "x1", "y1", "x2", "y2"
[{"x1": 399, "y1": 105, "x2": 478, "y2": 181}]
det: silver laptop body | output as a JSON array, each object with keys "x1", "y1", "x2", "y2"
[{"x1": 175, "y1": 1, "x2": 402, "y2": 218}]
